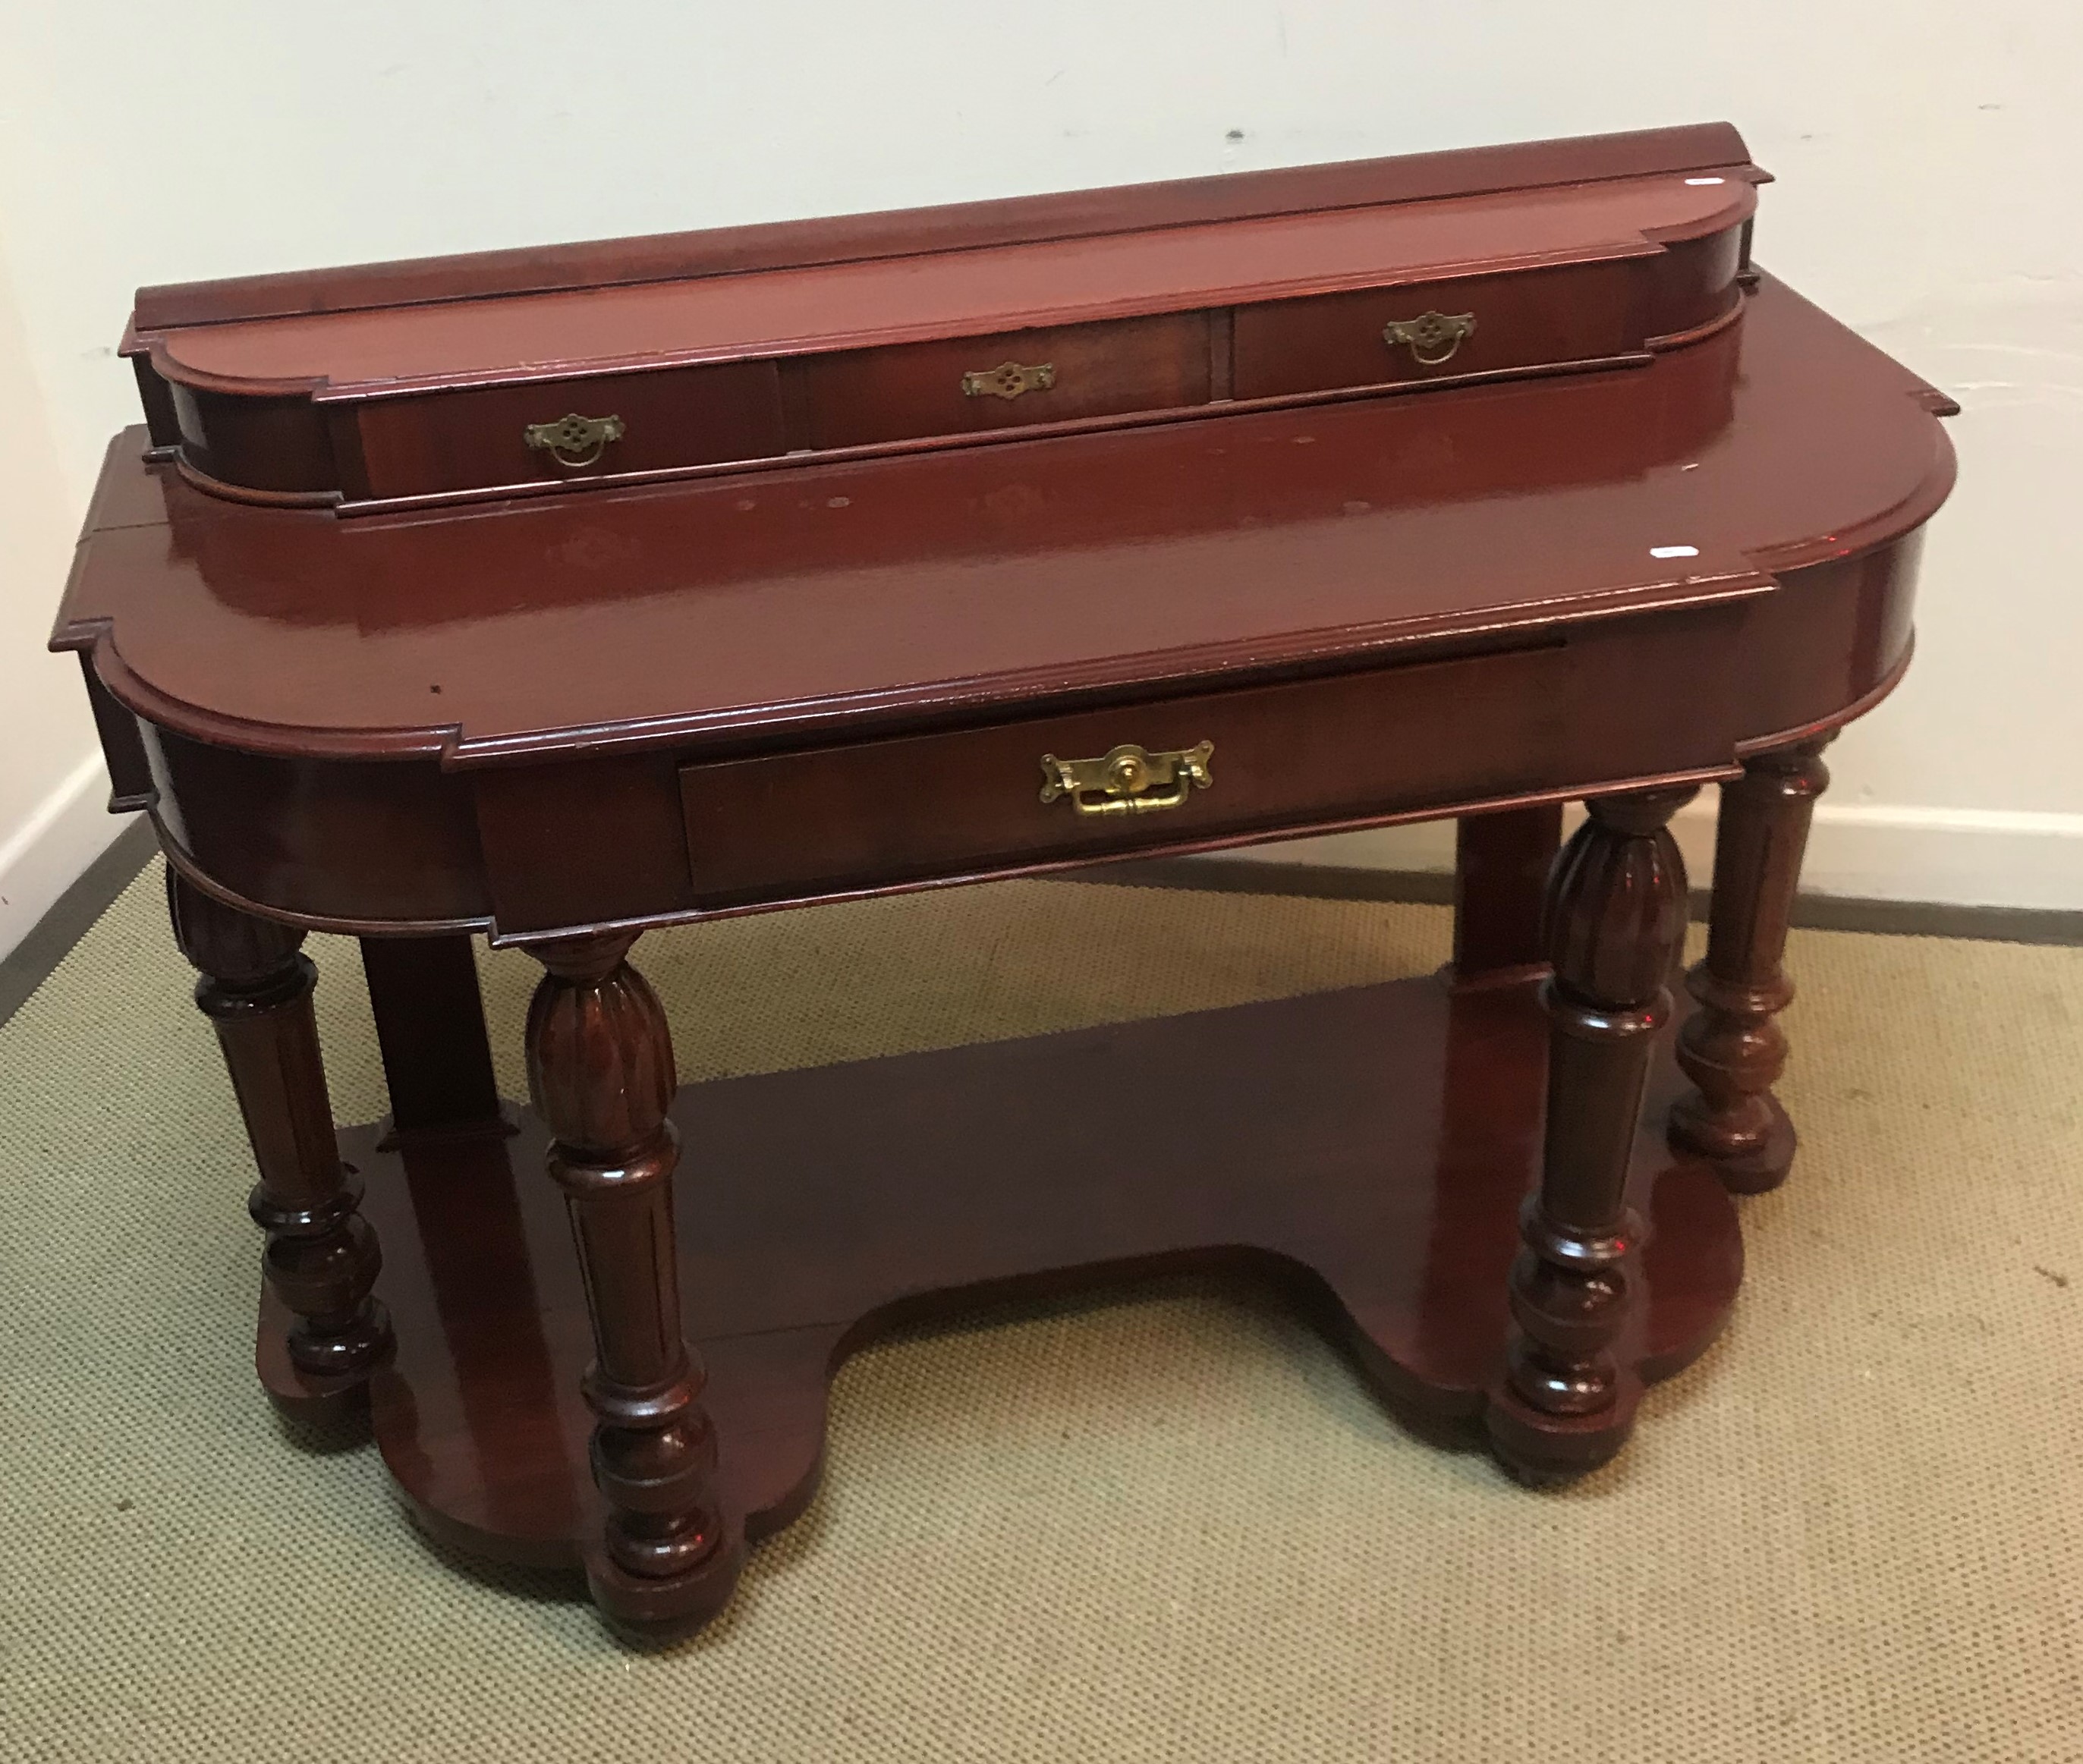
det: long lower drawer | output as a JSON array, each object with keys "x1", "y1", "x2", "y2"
[{"x1": 676, "y1": 608, "x2": 1745, "y2": 907}]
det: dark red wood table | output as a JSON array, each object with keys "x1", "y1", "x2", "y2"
[{"x1": 54, "y1": 274, "x2": 1954, "y2": 1637}]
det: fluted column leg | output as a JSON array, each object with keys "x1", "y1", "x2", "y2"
[
  {"x1": 524, "y1": 930, "x2": 741, "y2": 1632},
  {"x1": 1486, "y1": 788, "x2": 1693, "y2": 1483},
  {"x1": 166, "y1": 869, "x2": 391, "y2": 1391},
  {"x1": 1669, "y1": 739, "x2": 1830, "y2": 1193}
]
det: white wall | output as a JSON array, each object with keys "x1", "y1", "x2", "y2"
[
  {"x1": 1, "y1": 1, "x2": 2077, "y2": 948},
  {"x1": 0, "y1": 230, "x2": 126, "y2": 954}
]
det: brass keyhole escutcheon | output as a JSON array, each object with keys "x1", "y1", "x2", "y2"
[
  {"x1": 1039, "y1": 741, "x2": 1215, "y2": 817},
  {"x1": 524, "y1": 412, "x2": 627, "y2": 470},
  {"x1": 1382, "y1": 310, "x2": 1477, "y2": 368}
]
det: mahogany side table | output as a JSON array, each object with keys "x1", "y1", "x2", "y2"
[{"x1": 53, "y1": 275, "x2": 1954, "y2": 1637}]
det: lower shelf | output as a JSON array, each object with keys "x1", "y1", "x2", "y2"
[{"x1": 260, "y1": 973, "x2": 1743, "y2": 1573}]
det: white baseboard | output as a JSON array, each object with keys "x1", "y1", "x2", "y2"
[
  {"x1": 0, "y1": 750, "x2": 127, "y2": 964},
  {"x1": 1207, "y1": 798, "x2": 2083, "y2": 912},
  {"x1": 1781, "y1": 803, "x2": 2083, "y2": 910}
]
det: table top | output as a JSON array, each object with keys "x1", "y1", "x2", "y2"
[{"x1": 58, "y1": 274, "x2": 1952, "y2": 769}]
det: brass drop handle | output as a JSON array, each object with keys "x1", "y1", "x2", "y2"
[
  {"x1": 524, "y1": 412, "x2": 626, "y2": 469},
  {"x1": 1039, "y1": 741, "x2": 1214, "y2": 817},
  {"x1": 1382, "y1": 310, "x2": 1477, "y2": 368},
  {"x1": 962, "y1": 361, "x2": 1057, "y2": 401}
]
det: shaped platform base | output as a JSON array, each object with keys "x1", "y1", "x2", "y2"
[{"x1": 258, "y1": 975, "x2": 1745, "y2": 1602}]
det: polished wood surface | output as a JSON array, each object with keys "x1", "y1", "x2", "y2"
[
  {"x1": 675, "y1": 626, "x2": 1722, "y2": 910},
  {"x1": 1452, "y1": 803, "x2": 1564, "y2": 983},
  {"x1": 68, "y1": 281, "x2": 1938, "y2": 763},
  {"x1": 51, "y1": 153, "x2": 1958, "y2": 1639},
  {"x1": 1488, "y1": 787, "x2": 1694, "y2": 1480},
  {"x1": 522, "y1": 932, "x2": 741, "y2": 1628},
  {"x1": 124, "y1": 125, "x2": 1761, "y2": 511},
  {"x1": 133, "y1": 124, "x2": 1757, "y2": 329},
  {"x1": 352, "y1": 358, "x2": 788, "y2": 505},
  {"x1": 58, "y1": 278, "x2": 1953, "y2": 944},
  {"x1": 130, "y1": 127, "x2": 1757, "y2": 331},
  {"x1": 165, "y1": 869, "x2": 390, "y2": 1392},
  {"x1": 1670, "y1": 738, "x2": 1834, "y2": 1190},
  {"x1": 803, "y1": 310, "x2": 1214, "y2": 451},
  {"x1": 357, "y1": 935, "x2": 504, "y2": 1140},
  {"x1": 153, "y1": 178, "x2": 1745, "y2": 388},
  {"x1": 256, "y1": 973, "x2": 1741, "y2": 1594}
]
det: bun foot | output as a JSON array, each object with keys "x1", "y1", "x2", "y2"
[
  {"x1": 585, "y1": 1526, "x2": 746, "y2": 1640},
  {"x1": 1484, "y1": 1370, "x2": 1643, "y2": 1486},
  {"x1": 1669, "y1": 1089, "x2": 1797, "y2": 1195},
  {"x1": 256, "y1": 1283, "x2": 385, "y2": 1425}
]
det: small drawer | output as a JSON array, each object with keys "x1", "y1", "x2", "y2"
[
  {"x1": 804, "y1": 313, "x2": 1212, "y2": 451},
  {"x1": 353, "y1": 359, "x2": 788, "y2": 501},
  {"x1": 1232, "y1": 258, "x2": 1643, "y2": 402},
  {"x1": 677, "y1": 616, "x2": 1738, "y2": 910}
]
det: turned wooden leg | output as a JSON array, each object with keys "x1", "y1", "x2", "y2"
[
  {"x1": 1486, "y1": 786, "x2": 1693, "y2": 1483},
  {"x1": 1669, "y1": 739, "x2": 1830, "y2": 1193},
  {"x1": 525, "y1": 931, "x2": 742, "y2": 1632},
  {"x1": 360, "y1": 935, "x2": 505, "y2": 1138},
  {"x1": 166, "y1": 869, "x2": 391, "y2": 1390},
  {"x1": 1452, "y1": 803, "x2": 1564, "y2": 985}
]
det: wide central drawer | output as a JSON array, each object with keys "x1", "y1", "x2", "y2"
[{"x1": 676, "y1": 614, "x2": 1743, "y2": 909}]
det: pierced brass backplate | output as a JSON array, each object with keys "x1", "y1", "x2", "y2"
[
  {"x1": 524, "y1": 412, "x2": 627, "y2": 469},
  {"x1": 1382, "y1": 310, "x2": 1477, "y2": 368},
  {"x1": 1039, "y1": 741, "x2": 1214, "y2": 817},
  {"x1": 961, "y1": 361, "x2": 1057, "y2": 401}
]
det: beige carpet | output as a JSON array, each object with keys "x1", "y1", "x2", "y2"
[{"x1": 2, "y1": 860, "x2": 2079, "y2": 1762}]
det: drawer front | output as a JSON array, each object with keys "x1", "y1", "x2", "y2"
[
  {"x1": 354, "y1": 359, "x2": 788, "y2": 500},
  {"x1": 1232, "y1": 258, "x2": 1643, "y2": 403},
  {"x1": 804, "y1": 313, "x2": 1212, "y2": 451},
  {"x1": 678, "y1": 615, "x2": 1740, "y2": 908}
]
